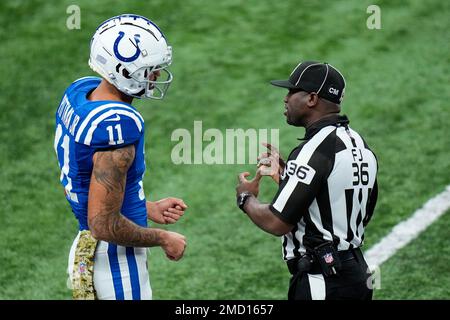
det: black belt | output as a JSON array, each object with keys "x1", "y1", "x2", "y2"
[{"x1": 287, "y1": 248, "x2": 360, "y2": 275}]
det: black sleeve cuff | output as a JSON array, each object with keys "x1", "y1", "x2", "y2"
[{"x1": 269, "y1": 204, "x2": 298, "y2": 225}]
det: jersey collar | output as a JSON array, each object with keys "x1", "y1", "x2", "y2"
[{"x1": 299, "y1": 114, "x2": 350, "y2": 140}]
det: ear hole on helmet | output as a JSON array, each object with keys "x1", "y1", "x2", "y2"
[
  {"x1": 115, "y1": 63, "x2": 132, "y2": 79},
  {"x1": 122, "y1": 68, "x2": 131, "y2": 79}
]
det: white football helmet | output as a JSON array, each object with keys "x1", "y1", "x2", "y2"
[{"x1": 89, "y1": 14, "x2": 173, "y2": 99}]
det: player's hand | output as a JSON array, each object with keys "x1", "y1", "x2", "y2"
[
  {"x1": 236, "y1": 171, "x2": 262, "y2": 197},
  {"x1": 147, "y1": 198, "x2": 187, "y2": 224},
  {"x1": 257, "y1": 142, "x2": 285, "y2": 184},
  {"x1": 161, "y1": 231, "x2": 187, "y2": 261}
]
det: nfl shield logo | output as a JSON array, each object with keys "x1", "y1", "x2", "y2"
[
  {"x1": 79, "y1": 262, "x2": 87, "y2": 274},
  {"x1": 324, "y1": 253, "x2": 334, "y2": 264}
]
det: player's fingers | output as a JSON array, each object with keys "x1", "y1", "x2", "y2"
[
  {"x1": 164, "y1": 209, "x2": 182, "y2": 216},
  {"x1": 170, "y1": 198, "x2": 188, "y2": 209},
  {"x1": 166, "y1": 253, "x2": 176, "y2": 261},
  {"x1": 163, "y1": 212, "x2": 179, "y2": 221},
  {"x1": 178, "y1": 201, "x2": 188, "y2": 209},
  {"x1": 172, "y1": 253, "x2": 183, "y2": 261},
  {"x1": 163, "y1": 208, "x2": 184, "y2": 217},
  {"x1": 164, "y1": 216, "x2": 178, "y2": 224},
  {"x1": 238, "y1": 172, "x2": 250, "y2": 183}
]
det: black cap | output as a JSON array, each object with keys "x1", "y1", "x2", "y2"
[{"x1": 270, "y1": 61, "x2": 346, "y2": 104}]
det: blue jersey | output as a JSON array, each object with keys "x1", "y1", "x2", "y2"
[{"x1": 54, "y1": 77, "x2": 147, "y2": 230}]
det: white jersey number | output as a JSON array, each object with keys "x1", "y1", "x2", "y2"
[
  {"x1": 106, "y1": 124, "x2": 124, "y2": 145},
  {"x1": 54, "y1": 124, "x2": 79, "y2": 202}
]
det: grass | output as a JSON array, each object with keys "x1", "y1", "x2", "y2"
[
  {"x1": 0, "y1": 0, "x2": 449, "y2": 299},
  {"x1": 374, "y1": 210, "x2": 450, "y2": 299}
]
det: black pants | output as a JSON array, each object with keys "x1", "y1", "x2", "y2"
[{"x1": 288, "y1": 250, "x2": 373, "y2": 300}]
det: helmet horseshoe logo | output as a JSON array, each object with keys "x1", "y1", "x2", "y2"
[{"x1": 113, "y1": 31, "x2": 141, "y2": 62}]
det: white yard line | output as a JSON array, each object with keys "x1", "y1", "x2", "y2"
[{"x1": 365, "y1": 185, "x2": 450, "y2": 268}]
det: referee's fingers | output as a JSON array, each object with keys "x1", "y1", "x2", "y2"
[
  {"x1": 257, "y1": 152, "x2": 270, "y2": 162},
  {"x1": 238, "y1": 172, "x2": 250, "y2": 183},
  {"x1": 254, "y1": 169, "x2": 263, "y2": 182},
  {"x1": 262, "y1": 142, "x2": 277, "y2": 153}
]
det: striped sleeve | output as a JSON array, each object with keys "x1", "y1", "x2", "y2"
[
  {"x1": 74, "y1": 103, "x2": 144, "y2": 148},
  {"x1": 270, "y1": 126, "x2": 336, "y2": 225}
]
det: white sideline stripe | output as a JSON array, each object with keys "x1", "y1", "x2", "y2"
[{"x1": 365, "y1": 185, "x2": 450, "y2": 268}]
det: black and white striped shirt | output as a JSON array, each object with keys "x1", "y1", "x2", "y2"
[{"x1": 269, "y1": 115, "x2": 378, "y2": 261}]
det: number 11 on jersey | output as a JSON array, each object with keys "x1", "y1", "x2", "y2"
[{"x1": 106, "y1": 124, "x2": 124, "y2": 145}]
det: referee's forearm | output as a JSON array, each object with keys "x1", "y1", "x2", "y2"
[{"x1": 243, "y1": 196, "x2": 283, "y2": 236}]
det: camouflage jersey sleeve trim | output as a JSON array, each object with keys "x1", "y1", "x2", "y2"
[{"x1": 71, "y1": 230, "x2": 98, "y2": 300}]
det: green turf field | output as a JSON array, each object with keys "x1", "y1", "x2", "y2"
[{"x1": 0, "y1": 0, "x2": 449, "y2": 299}]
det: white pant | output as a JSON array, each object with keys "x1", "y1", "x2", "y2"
[{"x1": 68, "y1": 232, "x2": 152, "y2": 300}]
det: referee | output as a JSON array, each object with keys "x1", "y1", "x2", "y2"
[{"x1": 236, "y1": 61, "x2": 378, "y2": 300}]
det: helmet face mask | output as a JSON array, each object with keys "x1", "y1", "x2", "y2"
[
  {"x1": 128, "y1": 63, "x2": 173, "y2": 99},
  {"x1": 89, "y1": 14, "x2": 173, "y2": 100}
]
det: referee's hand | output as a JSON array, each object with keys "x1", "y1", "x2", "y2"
[
  {"x1": 236, "y1": 171, "x2": 262, "y2": 197},
  {"x1": 257, "y1": 143, "x2": 284, "y2": 184},
  {"x1": 262, "y1": 143, "x2": 285, "y2": 168}
]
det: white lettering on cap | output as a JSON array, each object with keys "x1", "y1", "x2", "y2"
[{"x1": 329, "y1": 87, "x2": 339, "y2": 95}]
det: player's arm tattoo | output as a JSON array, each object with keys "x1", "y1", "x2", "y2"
[{"x1": 88, "y1": 145, "x2": 166, "y2": 247}]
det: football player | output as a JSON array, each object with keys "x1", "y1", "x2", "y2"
[{"x1": 54, "y1": 14, "x2": 187, "y2": 300}]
